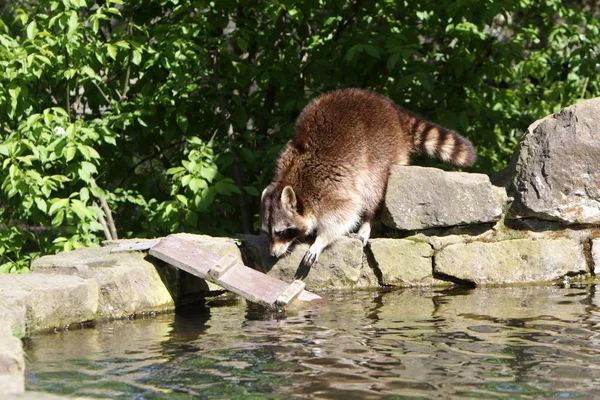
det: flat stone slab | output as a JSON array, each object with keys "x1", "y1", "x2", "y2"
[
  {"x1": 504, "y1": 97, "x2": 600, "y2": 224},
  {"x1": 31, "y1": 246, "x2": 175, "y2": 320},
  {"x1": 435, "y1": 238, "x2": 587, "y2": 284},
  {"x1": 369, "y1": 239, "x2": 436, "y2": 286},
  {"x1": 239, "y1": 235, "x2": 378, "y2": 289},
  {"x1": 0, "y1": 274, "x2": 98, "y2": 335},
  {"x1": 382, "y1": 166, "x2": 505, "y2": 230}
]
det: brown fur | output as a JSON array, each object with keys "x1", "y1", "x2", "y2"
[{"x1": 262, "y1": 88, "x2": 476, "y2": 268}]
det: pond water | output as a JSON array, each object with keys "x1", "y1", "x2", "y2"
[{"x1": 25, "y1": 284, "x2": 600, "y2": 399}]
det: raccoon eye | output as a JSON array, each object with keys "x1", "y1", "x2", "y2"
[{"x1": 274, "y1": 227, "x2": 299, "y2": 238}]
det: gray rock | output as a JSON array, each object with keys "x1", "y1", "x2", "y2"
[
  {"x1": 368, "y1": 239, "x2": 435, "y2": 286},
  {"x1": 31, "y1": 246, "x2": 176, "y2": 320},
  {"x1": 239, "y1": 235, "x2": 377, "y2": 290},
  {"x1": 0, "y1": 325, "x2": 24, "y2": 394},
  {"x1": 503, "y1": 97, "x2": 600, "y2": 224},
  {"x1": 435, "y1": 238, "x2": 587, "y2": 284},
  {"x1": 382, "y1": 166, "x2": 505, "y2": 230},
  {"x1": 0, "y1": 274, "x2": 99, "y2": 335}
]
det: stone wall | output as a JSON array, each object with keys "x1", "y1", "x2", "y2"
[{"x1": 240, "y1": 97, "x2": 600, "y2": 288}]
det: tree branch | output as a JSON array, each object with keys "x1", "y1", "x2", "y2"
[
  {"x1": 120, "y1": 15, "x2": 134, "y2": 102},
  {"x1": 93, "y1": 200, "x2": 113, "y2": 240},
  {"x1": 99, "y1": 196, "x2": 118, "y2": 240},
  {"x1": 92, "y1": 80, "x2": 112, "y2": 105},
  {"x1": 333, "y1": 0, "x2": 362, "y2": 41}
]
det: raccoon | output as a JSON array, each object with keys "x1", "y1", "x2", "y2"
[{"x1": 261, "y1": 88, "x2": 476, "y2": 268}]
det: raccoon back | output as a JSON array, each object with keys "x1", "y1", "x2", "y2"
[{"x1": 272, "y1": 88, "x2": 476, "y2": 214}]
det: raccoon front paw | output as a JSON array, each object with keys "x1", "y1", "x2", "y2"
[{"x1": 301, "y1": 248, "x2": 319, "y2": 268}]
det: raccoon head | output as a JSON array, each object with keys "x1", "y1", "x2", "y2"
[{"x1": 261, "y1": 185, "x2": 309, "y2": 258}]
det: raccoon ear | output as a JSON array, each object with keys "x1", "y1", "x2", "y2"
[
  {"x1": 261, "y1": 185, "x2": 274, "y2": 232},
  {"x1": 261, "y1": 185, "x2": 271, "y2": 203},
  {"x1": 281, "y1": 186, "x2": 297, "y2": 210}
]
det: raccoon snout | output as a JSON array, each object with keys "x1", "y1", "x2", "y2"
[{"x1": 270, "y1": 242, "x2": 290, "y2": 258}]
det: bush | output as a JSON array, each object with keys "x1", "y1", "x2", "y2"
[{"x1": 1, "y1": 0, "x2": 599, "y2": 272}]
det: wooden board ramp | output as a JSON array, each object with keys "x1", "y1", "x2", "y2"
[{"x1": 143, "y1": 235, "x2": 321, "y2": 309}]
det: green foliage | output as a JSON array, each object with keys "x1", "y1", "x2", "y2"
[{"x1": 0, "y1": 0, "x2": 599, "y2": 272}]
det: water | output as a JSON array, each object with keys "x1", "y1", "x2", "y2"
[{"x1": 25, "y1": 285, "x2": 600, "y2": 399}]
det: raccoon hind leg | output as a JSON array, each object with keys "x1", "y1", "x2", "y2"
[{"x1": 347, "y1": 213, "x2": 373, "y2": 246}]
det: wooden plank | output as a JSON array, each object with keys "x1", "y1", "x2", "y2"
[
  {"x1": 208, "y1": 254, "x2": 237, "y2": 280},
  {"x1": 275, "y1": 280, "x2": 306, "y2": 306},
  {"x1": 148, "y1": 235, "x2": 220, "y2": 279},
  {"x1": 148, "y1": 235, "x2": 321, "y2": 308},
  {"x1": 216, "y1": 264, "x2": 294, "y2": 306}
]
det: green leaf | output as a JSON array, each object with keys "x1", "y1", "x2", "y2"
[
  {"x1": 189, "y1": 177, "x2": 207, "y2": 192},
  {"x1": 363, "y1": 44, "x2": 380, "y2": 59},
  {"x1": 345, "y1": 44, "x2": 363, "y2": 62},
  {"x1": 106, "y1": 44, "x2": 117, "y2": 60},
  {"x1": 26, "y1": 21, "x2": 37, "y2": 40},
  {"x1": 132, "y1": 49, "x2": 142, "y2": 65},
  {"x1": 65, "y1": 146, "x2": 76, "y2": 162},
  {"x1": 244, "y1": 186, "x2": 260, "y2": 196},
  {"x1": 177, "y1": 114, "x2": 188, "y2": 132},
  {"x1": 176, "y1": 194, "x2": 188, "y2": 206},
  {"x1": 68, "y1": 11, "x2": 79, "y2": 34},
  {"x1": 35, "y1": 197, "x2": 47, "y2": 213},
  {"x1": 70, "y1": 199, "x2": 89, "y2": 220},
  {"x1": 49, "y1": 198, "x2": 69, "y2": 215},
  {"x1": 387, "y1": 53, "x2": 401, "y2": 72},
  {"x1": 237, "y1": 37, "x2": 248, "y2": 52},
  {"x1": 81, "y1": 66, "x2": 97, "y2": 78},
  {"x1": 51, "y1": 209, "x2": 65, "y2": 227},
  {"x1": 215, "y1": 181, "x2": 240, "y2": 196}
]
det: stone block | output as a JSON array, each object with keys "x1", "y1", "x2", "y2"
[
  {"x1": 31, "y1": 246, "x2": 175, "y2": 320},
  {"x1": 435, "y1": 238, "x2": 587, "y2": 284},
  {"x1": 239, "y1": 234, "x2": 377, "y2": 290},
  {"x1": 0, "y1": 274, "x2": 99, "y2": 334},
  {"x1": 368, "y1": 239, "x2": 435, "y2": 286},
  {"x1": 382, "y1": 166, "x2": 505, "y2": 230}
]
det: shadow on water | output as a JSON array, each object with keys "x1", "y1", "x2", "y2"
[{"x1": 24, "y1": 284, "x2": 600, "y2": 399}]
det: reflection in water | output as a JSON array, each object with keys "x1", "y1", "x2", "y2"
[{"x1": 25, "y1": 285, "x2": 600, "y2": 399}]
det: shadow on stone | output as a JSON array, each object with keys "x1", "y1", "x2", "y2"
[
  {"x1": 364, "y1": 243, "x2": 384, "y2": 286},
  {"x1": 504, "y1": 218, "x2": 596, "y2": 233},
  {"x1": 382, "y1": 222, "x2": 495, "y2": 240},
  {"x1": 432, "y1": 270, "x2": 476, "y2": 288}
]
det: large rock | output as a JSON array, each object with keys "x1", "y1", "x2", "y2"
[
  {"x1": 0, "y1": 274, "x2": 99, "y2": 334},
  {"x1": 435, "y1": 238, "x2": 587, "y2": 284},
  {"x1": 31, "y1": 246, "x2": 176, "y2": 320},
  {"x1": 239, "y1": 235, "x2": 378, "y2": 290},
  {"x1": 382, "y1": 166, "x2": 505, "y2": 230},
  {"x1": 502, "y1": 97, "x2": 600, "y2": 224},
  {"x1": 368, "y1": 239, "x2": 436, "y2": 286}
]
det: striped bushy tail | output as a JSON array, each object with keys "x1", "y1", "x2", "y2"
[{"x1": 409, "y1": 116, "x2": 477, "y2": 167}]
